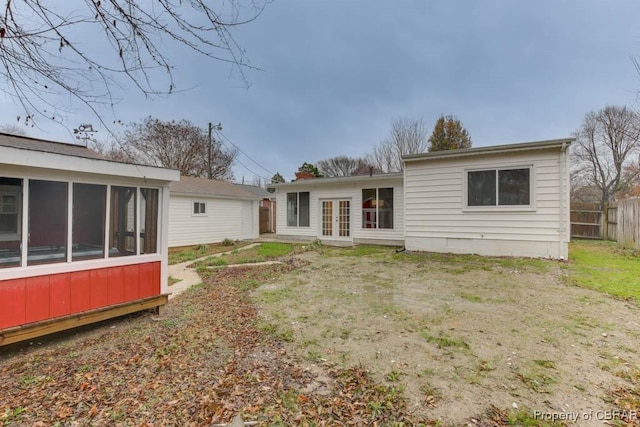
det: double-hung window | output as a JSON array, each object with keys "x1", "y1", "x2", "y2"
[
  {"x1": 467, "y1": 167, "x2": 532, "y2": 208},
  {"x1": 287, "y1": 192, "x2": 309, "y2": 227}
]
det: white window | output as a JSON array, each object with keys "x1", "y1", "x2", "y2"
[
  {"x1": 286, "y1": 192, "x2": 309, "y2": 227},
  {"x1": 193, "y1": 201, "x2": 207, "y2": 216},
  {"x1": 466, "y1": 167, "x2": 532, "y2": 208},
  {"x1": 362, "y1": 188, "x2": 394, "y2": 229},
  {"x1": 0, "y1": 183, "x2": 21, "y2": 241}
]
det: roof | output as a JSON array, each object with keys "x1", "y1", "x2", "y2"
[
  {"x1": 237, "y1": 184, "x2": 273, "y2": 199},
  {"x1": 403, "y1": 138, "x2": 573, "y2": 162},
  {"x1": 272, "y1": 172, "x2": 404, "y2": 189},
  {"x1": 170, "y1": 176, "x2": 261, "y2": 200},
  {"x1": 0, "y1": 132, "x2": 106, "y2": 160},
  {"x1": 0, "y1": 132, "x2": 179, "y2": 182}
]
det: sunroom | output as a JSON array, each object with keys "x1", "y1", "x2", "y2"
[{"x1": 0, "y1": 134, "x2": 179, "y2": 345}]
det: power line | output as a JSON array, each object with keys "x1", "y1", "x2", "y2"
[
  {"x1": 215, "y1": 128, "x2": 275, "y2": 176},
  {"x1": 215, "y1": 136, "x2": 271, "y2": 183}
]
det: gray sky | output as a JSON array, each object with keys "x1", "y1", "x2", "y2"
[{"x1": 2, "y1": 1, "x2": 640, "y2": 183}]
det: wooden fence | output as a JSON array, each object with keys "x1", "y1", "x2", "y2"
[
  {"x1": 570, "y1": 203, "x2": 602, "y2": 239},
  {"x1": 571, "y1": 199, "x2": 640, "y2": 250},
  {"x1": 610, "y1": 199, "x2": 640, "y2": 250}
]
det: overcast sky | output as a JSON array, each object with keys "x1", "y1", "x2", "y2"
[{"x1": 2, "y1": 1, "x2": 640, "y2": 183}]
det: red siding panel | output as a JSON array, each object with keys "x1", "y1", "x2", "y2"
[
  {"x1": 123, "y1": 264, "x2": 140, "y2": 301},
  {"x1": 0, "y1": 278, "x2": 26, "y2": 329},
  {"x1": 139, "y1": 263, "x2": 154, "y2": 298},
  {"x1": 90, "y1": 268, "x2": 108, "y2": 309},
  {"x1": 152, "y1": 262, "x2": 161, "y2": 295},
  {"x1": 107, "y1": 266, "x2": 125, "y2": 305},
  {"x1": 70, "y1": 271, "x2": 91, "y2": 313},
  {"x1": 49, "y1": 273, "x2": 71, "y2": 318},
  {"x1": 25, "y1": 276, "x2": 50, "y2": 324}
]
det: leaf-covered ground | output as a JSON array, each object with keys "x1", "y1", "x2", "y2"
[{"x1": 1, "y1": 262, "x2": 443, "y2": 426}]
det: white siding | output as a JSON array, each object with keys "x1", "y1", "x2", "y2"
[
  {"x1": 404, "y1": 148, "x2": 570, "y2": 259},
  {"x1": 168, "y1": 195, "x2": 249, "y2": 247},
  {"x1": 275, "y1": 178, "x2": 404, "y2": 245},
  {"x1": 241, "y1": 200, "x2": 260, "y2": 240}
]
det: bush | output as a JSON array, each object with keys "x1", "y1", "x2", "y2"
[{"x1": 222, "y1": 238, "x2": 235, "y2": 247}]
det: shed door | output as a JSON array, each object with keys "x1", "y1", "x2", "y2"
[{"x1": 321, "y1": 199, "x2": 351, "y2": 241}]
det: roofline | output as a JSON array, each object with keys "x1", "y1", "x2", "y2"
[
  {"x1": 0, "y1": 131, "x2": 178, "y2": 172},
  {"x1": 271, "y1": 172, "x2": 404, "y2": 188},
  {"x1": 170, "y1": 190, "x2": 260, "y2": 201},
  {"x1": 0, "y1": 143, "x2": 179, "y2": 181},
  {"x1": 402, "y1": 138, "x2": 574, "y2": 162}
]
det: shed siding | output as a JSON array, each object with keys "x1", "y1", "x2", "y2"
[
  {"x1": 168, "y1": 196, "x2": 245, "y2": 247},
  {"x1": 404, "y1": 148, "x2": 569, "y2": 258},
  {"x1": 276, "y1": 179, "x2": 404, "y2": 244}
]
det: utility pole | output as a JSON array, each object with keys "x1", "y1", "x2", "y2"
[{"x1": 208, "y1": 122, "x2": 222, "y2": 180}]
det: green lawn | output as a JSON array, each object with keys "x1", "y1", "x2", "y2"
[{"x1": 569, "y1": 239, "x2": 640, "y2": 303}]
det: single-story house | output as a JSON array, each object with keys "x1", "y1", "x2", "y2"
[
  {"x1": 273, "y1": 172, "x2": 405, "y2": 246},
  {"x1": 273, "y1": 138, "x2": 572, "y2": 259},
  {"x1": 168, "y1": 176, "x2": 261, "y2": 247},
  {"x1": 0, "y1": 133, "x2": 179, "y2": 345}
]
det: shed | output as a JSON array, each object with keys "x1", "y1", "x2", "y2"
[
  {"x1": 168, "y1": 176, "x2": 261, "y2": 247},
  {"x1": 403, "y1": 139, "x2": 572, "y2": 259},
  {"x1": 273, "y1": 173, "x2": 404, "y2": 246},
  {"x1": 0, "y1": 133, "x2": 179, "y2": 345}
]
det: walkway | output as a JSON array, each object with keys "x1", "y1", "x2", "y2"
[{"x1": 167, "y1": 243, "x2": 260, "y2": 300}]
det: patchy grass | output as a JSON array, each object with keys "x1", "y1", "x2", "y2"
[
  {"x1": 568, "y1": 240, "x2": 640, "y2": 303},
  {"x1": 168, "y1": 241, "x2": 251, "y2": 264},
  {"x1": 168, "y1": 276, "x2": 182, "y2": 286},
  {"x1": 394, "y1": 250, "x2": 551, "y2": 272},
  {"x1": 196, "y1": 242, "x2": 296, "y2": 267},
  {"x1": 422, "y1": 330, "x2": 470, "y2": 351}
]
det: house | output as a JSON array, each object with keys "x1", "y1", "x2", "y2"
[
  {"x1": 273, "y1": 172, "x2": 405, "y2": 246},
  {"x1": 273, "y1": 139, "x2": 572, "y2": 258},
  {"x1": 168, "y1": 176, "x2": 261, "y2": 247},
  {"x1": 0, "y1": 133, "x2": 179, "y2": 346},
  {"x1": 403, "y1": 139, "x2": 571, "y2": 259}
]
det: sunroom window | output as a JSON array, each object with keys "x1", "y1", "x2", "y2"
[
  {"x1": 110, "y1": 186, "x2": 137, "y2": 257},
  {"x1": 28, "y1": 180, "x2": 68, "y2": 265},
  {"x1": 72, "y1": 183, "x2": 106, "y2": 261},
  {"x1": 0, "y1": 177, "x2": 22, "y2": 268}
]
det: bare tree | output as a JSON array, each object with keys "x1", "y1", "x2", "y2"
[
  {"x1": 0, "y1": 1, "x2": 268, "y2": 126},
  {"x1": 572, "y1": 105, "x2": 640, "y2": 208},
  {"x1": 370, "y1": 118, "x2": 429, "y2": 173},
  {"x1": 121, "y1": 117, "x2": 236, "y2": 180},
  {"x1": 317, "y1": 156, "x2": 379, "y2": 177},
  {"x1": 0, "y1": 124, "x2": 27, "y2": 136}
]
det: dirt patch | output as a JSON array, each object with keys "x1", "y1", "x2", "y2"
[{"x1": 253, "y1": 247, "x2": 640, "y2": 425}]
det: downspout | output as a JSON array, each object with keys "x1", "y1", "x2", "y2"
[{"x1": 559, "y1": 142, "x2": 568, "y2": 260}]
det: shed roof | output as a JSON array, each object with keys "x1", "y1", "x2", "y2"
[
  {"x1": 170, "y1": 176, "x2": 261, "y2": 200},
  {"x1": 237, "y1": 184, "x2": 273, "y2": 199},
  {"x1": 402, "y1": 138, "x2": 573, "y2": 163}
]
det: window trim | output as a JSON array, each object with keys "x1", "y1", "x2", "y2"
[
  {"x1": 463, "y1": 165, "x2": 535, "y2": 212},
  {"x1": 192, "y1": 201, "x2": 207, "y2": 216},
  {"x1": 0, "y1": 184, "x2": 21, "y2": 242},
  {"x1": 286, "y1": 191, "x2": 310, "y2": 228},
  {"x1": 361, "y1": 187, "x2": 395, "y2": 230}
]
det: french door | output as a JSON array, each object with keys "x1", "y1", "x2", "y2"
[{"x1": 321, "y1": 199, "x2": 351, "y2": 240}]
